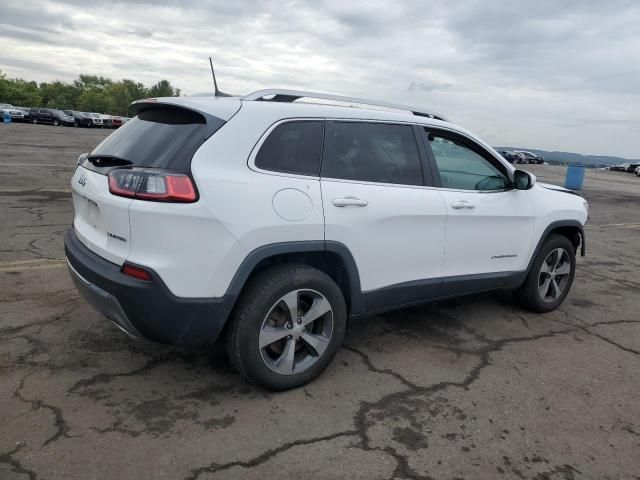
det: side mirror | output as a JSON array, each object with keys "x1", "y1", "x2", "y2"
[{"x1": 513, "y1": 169, "x2": 535, "y2": 190}]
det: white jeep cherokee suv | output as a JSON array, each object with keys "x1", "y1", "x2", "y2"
[{"x1": 65, "y1": 89, "x2": 588, "y2": 390}]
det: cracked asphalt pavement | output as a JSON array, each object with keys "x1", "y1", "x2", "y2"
[{"x1": 1, "y1": 123, "x2": 639, "y2": 479}]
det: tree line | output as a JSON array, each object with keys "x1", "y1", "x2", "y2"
[{"x1": 0, "y1": 70, "x2": 181, "y2": 117}]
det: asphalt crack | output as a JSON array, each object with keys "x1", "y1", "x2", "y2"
[
  {"x1": 13, "y1": 373, "x2": 77, "y2": 447},
  {"x1": 554, "y1": 309, "x2": 640, "y2": 357},
  {"x1": 183, "y1": 430, "x2": 359, "y2": 479},
  {"x1": 343, "y1": 345, "x2": 418, "y2": 389},
  {"x1": 68, "y1": 353, "x2": 174, "y2": 394},
  {"x1": 0, "y1": 444, "x2": 37, "y2": 480}
]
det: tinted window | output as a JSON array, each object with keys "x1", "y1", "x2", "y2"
[
  {"x1": 427, "y1": 133, "x2": 509, "y2": 191},
  {"x1": 255, "y1": 121, "x2": 323, "y2": 176},
  {"x1": 322, "y1": 122, "x2": 423, "y2": 186},
  {"x1": 85, "y1": 106, "x2": 224, "y2": 173}
]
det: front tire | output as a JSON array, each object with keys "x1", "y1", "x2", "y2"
[
  {"x1": 515, "y1": 234, "x2": 576, "y2": 313},
  {"x1": 226, "y1": 264, "x2": 347, "y2": 391}
]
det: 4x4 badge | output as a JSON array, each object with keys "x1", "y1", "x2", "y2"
[{"x1": 78, "y1": 174, "x2": 87, "y2": 186}]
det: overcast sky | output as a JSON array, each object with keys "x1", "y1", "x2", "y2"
[{"x1": 1, "y1": 0, "x2": 639, "y2": 157}]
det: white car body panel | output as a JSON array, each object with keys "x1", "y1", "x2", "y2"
[
  {"x1": 321, "y1": 180, "x2": 447, "y2": 291},
  {"x1": 71, "y1": 166, "x2": 132, "y2": 264},
  {"x1": 437, "y1": 188, "x2": 534, "y2": 276}
]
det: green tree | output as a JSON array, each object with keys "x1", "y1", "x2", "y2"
[
  {"x1": 0, "y1": 71, "x2": 181, "y2": 112},
  {"x1": 39, "y1": 81, "x2": 79, "y2": 109},
  {"x1": 147, "y1": 79, "x2": 180, "y2": 97},
  {"x1": 77, "y1": 90, "x2": 113, "y2": 113},
  {"x1": 106, "y1": 79, "x2": 149, "y2": 116},
  {"x1": 4, "y1": 78, "x2": 42, "y2": 107},
  {"x1": 74, "y1": 74, "x2": 112, "y2": 91}
]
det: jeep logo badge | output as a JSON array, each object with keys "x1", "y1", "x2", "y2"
[{"x1": 78, "y1": 174, "x2": 87, "y2": 186}]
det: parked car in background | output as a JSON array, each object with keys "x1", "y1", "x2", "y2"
[
  {"x1": 610, "y1": 164, "x2": 630, "y2": 172},
  {"x1": 99, "y1": 114, "x2": 113, "y2": 128},
  {"x1": 83, "y1": 112, "x2": 103, "y2": 128},
  {"x1": 64, "y1": 110, "x2": 94, "y2": 128},
  {"x1": 635, "y1": 166, "x2": 640, "y2": 177},
  {"x1": 110, "y1": 116, "x2": 124, "y2": 128},
  {"x1": 498, "y1": 150, "x2": 521, "y2": 164},
  {"x1": 626, "y1": 163, "x2": 640, "y2": 173},
  {"x1": 515, "y1": 151, "x2": 544, "y2": 164},
  {"x1": 30, "y1": 108, "x2": 75, "y2": 126},
  {"x1": 514, "y1": 152, "x2": 531, "y2": 164},
  {"x1": 29, "y1": 108, "x2": 53, "y2": 124},
  {"x1": 16, "y1": 107, "x2": 31, "y2": 122},
  {"x1": 0, "y1": 103, "x2": 25, "y2": 121}
]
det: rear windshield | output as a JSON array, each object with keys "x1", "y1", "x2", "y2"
[{"x1": 85, "y1": 106, "x2": 225, "y2": 173}]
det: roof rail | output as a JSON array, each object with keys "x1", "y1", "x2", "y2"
[{"x1": 243, "y1": 89, "x2": 448, "y2": 122}]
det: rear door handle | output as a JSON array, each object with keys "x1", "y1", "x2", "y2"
[
  {"x1": 332, "y1": 197, "x2": 368, "y2": 207},
  {"x1": 451, "y1": 200, "x2": 475, "y2": 209}
]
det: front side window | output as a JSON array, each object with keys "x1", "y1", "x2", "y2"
[
  {"x1": 255, "y1": 121, "x2": 323, "y2": 176},
  {"x1": 322, "y1": 122, "x2": 423, "y2": 186},
  {"x1": 427, "y1": 132, "x2": 510, "y2": 191}
]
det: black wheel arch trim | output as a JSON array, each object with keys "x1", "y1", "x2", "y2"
[
  {"x1": 525, "y1": 220, "x2": 585, "y2": 276},
  {"x1": 224, "y1": 240, "x2": 366, "y2": 314}
]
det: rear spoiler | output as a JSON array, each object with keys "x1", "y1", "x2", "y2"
[{"x1": 130, "y1": 97, "x2": 241, "y2": 121}]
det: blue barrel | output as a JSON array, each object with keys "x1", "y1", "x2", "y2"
[{"x1": 565, "y1": 164, "x2": 585, "y2": 190}]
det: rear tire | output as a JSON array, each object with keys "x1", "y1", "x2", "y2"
[
  {"x1": 32, "y1": 118, "x2": 37, "y2": 124},
  {"x1": 53, "y1": 119, "x2": 59, "y2": 126},
  {"x1": 514, "y1": 234, "x2": 576, "y2": 313},
  {"x1": 226, "y1": 264, "x2": 347, "y2": 391}
]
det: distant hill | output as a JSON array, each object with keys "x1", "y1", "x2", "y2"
[{"x1": 494, "y1": 147, "x2": 639, "y2": 168}]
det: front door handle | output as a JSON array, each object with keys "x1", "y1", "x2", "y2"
[
  {"x1": 451, "y1": 200, "x2": 475, "y2": 209},
  {"x1": 332, "y1": 197, "x2": 368, "y2": 207}
]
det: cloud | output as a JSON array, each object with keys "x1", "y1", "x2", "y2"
[
  {"x1": 408, "y1": 81, "x2": 453, "y2": 92},
  {"x1": 0, "y1": 0, "x2": 639, "y2": 157}
]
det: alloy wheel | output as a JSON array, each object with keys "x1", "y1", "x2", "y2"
[
  {"x1": 259, "y1": 289, "x2": 333, "y2": 375},
  {"x1": 538, "y1": 248, "x2": 571, "y2": 302}
]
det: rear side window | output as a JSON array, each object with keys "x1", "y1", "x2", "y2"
[
  {"x1": 86, "y1": 106, "x2": 224, "y2": 173},
  {"x1": 255, "y1": 121, "x2": 323, "y2": 176},
  {"x1": 322, "y1": 122, "x2": 423, "y2": 186}
]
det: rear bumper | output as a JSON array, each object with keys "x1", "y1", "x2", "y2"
[{"x1": 64, "y1": 230, "x2": 235, "y2": 346}]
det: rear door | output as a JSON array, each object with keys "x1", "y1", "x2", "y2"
[
  {"x1": 422, "y1": 128, "x2": 534, "y2": 278},
  {"x1": 320, "y1": 121, "x2": 447, "y2": 311}
]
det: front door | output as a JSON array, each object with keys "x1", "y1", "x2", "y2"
[{"x1": 423, "y1": 129, "x2": 534, "y2": 281}]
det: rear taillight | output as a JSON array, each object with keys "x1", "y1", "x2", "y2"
[{"x1": 108, "y1": 169, "x2": 197, "y2": 203}]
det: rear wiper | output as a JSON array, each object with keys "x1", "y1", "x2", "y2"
[{"x1": 87, "y1": 155, "x2": 132, "y2": 167}]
